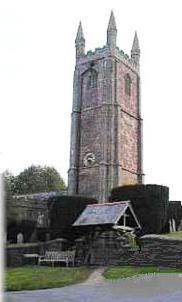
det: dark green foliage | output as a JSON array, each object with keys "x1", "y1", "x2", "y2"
[
  {"x1": 111, "y1": 185, "x2": 169, "y2": 234},
  {"x1": 12, "y1": 165, "x2": 66, "y2": 194},
  {"x1": 3, "y1": 171, "x2": 17, "y2": 225},
  {"x1": 7, "y1": 220, "x2": 36, "y2": 243},
  {"x1": 48, "y1": 195, "x2": 97, "y2": 241},
  {"x1": 4, "y1": 171, "x2": 16, "y2": 196},
  {"x1": 167, "y1": 201, "x2": 182, "y2": 230},
  {"x1": 4, "y1": 166, "x2": 66, "y2": 241}
]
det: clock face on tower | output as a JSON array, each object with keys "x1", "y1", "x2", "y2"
[{"x1": 83, "y1": 152, "x2": 96, "y2": 167}]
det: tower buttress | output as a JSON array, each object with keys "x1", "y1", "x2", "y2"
[{"x1": 107, "y1": 10, "x2": 117, "y2": 49}]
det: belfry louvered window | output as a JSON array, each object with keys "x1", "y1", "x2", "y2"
[
  {"x1": 87, "y1": 70, "x2": 97, "y2": 89},
  {"x1": 125, "y1": 74, "x2": 131, "y2": 96}
]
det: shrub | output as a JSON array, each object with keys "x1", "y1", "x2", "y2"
[
  {"x1": 48, "y1": 195, "x2": 98, "y2": 241},
  {"x1": 110, "y1": 184, "x2": 169, "y2": 234},
  {"x1": 163, "y1": 201, "x2": 182, "y2": 232}
]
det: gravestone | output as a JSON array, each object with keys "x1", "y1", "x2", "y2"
[{"x1": 17, "y1": 232, "x2": 24, "y2": 244}]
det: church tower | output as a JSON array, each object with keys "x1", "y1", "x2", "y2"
[{"x1": 68, "y1": 11, "x2": 143, "y2": 202}]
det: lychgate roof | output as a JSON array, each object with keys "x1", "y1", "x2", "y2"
[{"x1": 73, "y1": 201, "x2": 139, "y2": 226}]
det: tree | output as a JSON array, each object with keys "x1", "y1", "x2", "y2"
[
  {"x1": 12, "y1": 165, "x2": 66, "y2": 195},
  {"x1": 3, "y1": 170, "x2": 17, "y2": 224}
]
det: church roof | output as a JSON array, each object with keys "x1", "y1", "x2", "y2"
[
  {"x1": 13, "y1": 190, "x2": 67, "y2": 201},
  {"x1": 73, "y1": 201, "x2": 140, "y2": 227}
]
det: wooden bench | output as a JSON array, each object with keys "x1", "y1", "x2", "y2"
[{"x1": 38, "y1": 250, "x2": 75, "y2": 267}]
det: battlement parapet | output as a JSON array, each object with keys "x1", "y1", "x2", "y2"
[{"x1": 76, "y1": 46, "x2": 139, "y2": 73}]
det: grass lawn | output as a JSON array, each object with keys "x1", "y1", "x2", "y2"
[
  {"x1": 6, "y1": 265, "x2": 182, "y2": 291},
  {"x1": 104, "y1": 266, "x2": 182, "y2": 279},
  {"x1": 166, "y1": 231, "x2": 182, "y2": 239},
  {"x1": 5, "y1": 266, "x2": 93, "y2": 291}
]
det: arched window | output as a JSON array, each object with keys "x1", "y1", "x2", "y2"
[
  {"x1": 87, "y1": 70, "x2": 97, "y2": 89},
  {"x1": 125, "y1": 74, "x2": 131, "y2": 96}
]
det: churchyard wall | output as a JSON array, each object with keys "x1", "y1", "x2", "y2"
[
  {"x1": 75, "y1": 232, "x2": 182, "y2": 268},
  {"x1": 6, "y1": 233, "x2": 182, "y2": 268},
  {"x1": 122, "y1": 234, "x2": 182, "y2": 268},
  {"x1": 6, "y1": 238, "x2": 68, "y2": 267}
]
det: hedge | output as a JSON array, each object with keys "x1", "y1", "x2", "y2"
[
  {"x1": 110, "y1": 184, "x2": 169, "y2": 234},
  {"x1": 166, "y1": 201, "x2": 182, "y2": 231},
  {"x1": 7, "y1": 220, "x2": 37, "y2": 243},
  {"x1": 48, "y1": 195, "x2": 98, "y2": 241}
]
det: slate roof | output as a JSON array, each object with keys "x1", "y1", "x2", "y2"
[
  {"x1": 73, "y1": 201, "x2": 133, "y2": 226},
  {"x1": 13, "y1": 190, "x2": 67, "y2": 201}
]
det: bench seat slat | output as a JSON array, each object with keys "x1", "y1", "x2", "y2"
[{"x1": 38, "y1": 250, "x2": 75, "y2": 267}]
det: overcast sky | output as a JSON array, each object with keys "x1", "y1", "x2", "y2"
[{"x1": 1, "y1": 0, "x2": 182, "y2": 200}]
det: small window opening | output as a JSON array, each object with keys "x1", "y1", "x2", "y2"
[
  {"x1": 87, "y1": 71, "x2": 97, "y2": 89},
  {"x1": 125, "y1": 74, "x2": 131, "y2": 96}
]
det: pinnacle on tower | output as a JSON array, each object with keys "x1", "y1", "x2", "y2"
[
  {"x1": 75, "y1": 21, "x2": 85, "y2": 57},
  {"x1": 107, "y1": 10, "x2": 117, "y2": 49},
  {"x1": 75, "y1": 21, "x2": 85, "y2": 44},
  {"x1": 131, "y1": 31, "x2": 140, "y2": 64},
  {"x1": 107, "y1": 10, "x2": 117, "y2": 32}
]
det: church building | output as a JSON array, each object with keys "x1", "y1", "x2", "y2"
[{"x1": 68, "y1": 11, "x2": 143, "y2": 202}]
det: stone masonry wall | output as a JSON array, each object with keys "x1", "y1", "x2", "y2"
[
  {"x1": 75, "y1": 232, "x2": 182, "y2": 268},
  {"x1": 119, "y1": 169, "x2": 138, "y2": 186},
  {"x1": 122, "y1": 234, "x2": 182, "y2": 268},
  {"x1": 11, "y1": 194, "x2": 49, "y2": 228},
  {"x1": 69, "y1": 41, "x2": 143, "y2": 202},
  {"x1": 6, "y1": 238, "x2": 68, "y2": 267},
  {"x1": 117, "y1": 60, "x2": 141, "y2": 185},
  {"x1": 75, "y1": 230, "x2": 131, "y2": 266},
  {"x1": 7, "y1": 233, "x2": 182, "y2": 268},
  {"x1": 119, "y1": 112, "x2": 139, "y2": 179}
]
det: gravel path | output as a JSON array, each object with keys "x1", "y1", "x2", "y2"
[
  {"x1": 5, "y1": 269, "x2": 182, "y2": 302},
  {"x1": 83, "y1": 267, "x2": 105, "y2": 285}
]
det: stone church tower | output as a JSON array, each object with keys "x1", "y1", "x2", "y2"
[{"x1": 68, "y1": 11, "x2": 143, "y2": 202}]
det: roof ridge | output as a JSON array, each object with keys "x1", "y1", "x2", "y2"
[{"x1": 87, "y1": 200, "x2": 130, "y2": 206}]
